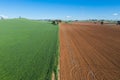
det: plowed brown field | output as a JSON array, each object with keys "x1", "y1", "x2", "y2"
[{"x1": 60, "y1": 22, "x2": 120, "y2": 80}]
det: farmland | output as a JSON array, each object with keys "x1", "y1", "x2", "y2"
[
  {"x1": 0, "y1": 19, "x2": 59, "y2": 80},
  {"x1": 60, "y1": 22, "x2": 120, "y2": 80},
  {"x1": 0, "y1": 19, "x2": 120, "y2": 80}
]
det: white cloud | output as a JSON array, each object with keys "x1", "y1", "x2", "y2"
[
  {"x1": 66, "y1": 16, "x2": 72, "y2": 18},
  {"x1": 113, "y1": 13, "x2": 119, "y2": 16},
  {"x1": 0, "y1": 15, "x2": 8, "y2": 19}
]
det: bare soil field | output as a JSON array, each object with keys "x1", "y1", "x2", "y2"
[{"x1": 60, "y1": 22, "x2": 120, "y2": 80}]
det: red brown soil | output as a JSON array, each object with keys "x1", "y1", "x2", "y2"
[{"x1": 60, "y1": 22, "x2": 120, "y2": 80}]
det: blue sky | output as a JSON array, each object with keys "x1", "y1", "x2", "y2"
[{"x1": 0, "y1": 0, "x2": 120, "y2": 20}]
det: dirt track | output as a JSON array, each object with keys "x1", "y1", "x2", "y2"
[{"x1": 60, "y1": 23, "x2": 120, "y2": 80}]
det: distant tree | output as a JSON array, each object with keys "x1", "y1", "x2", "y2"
[
  {"x1": 75, "y1": 20, "x2": 78, "y2": 22},
  {"x1": 57, "y1": 20, "x2": 62, "y2": 23},
  {"x1": 116, "y1": 21, "x2": 120, "y2": 25},
  {"x1": 52, "y1": 20, "x2": 56, "y2": 25},
  {"x1": 100, "y1": 20, "x2": 104, "y2": 25},
  {"x1": 51, "y1": 20, "x2": 62, "y2": 25},
  {"x1": 101, "y1": 21, "x2": 104, "y2": 25}
]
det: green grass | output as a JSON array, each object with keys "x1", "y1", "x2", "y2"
[{"x1": 0, "y1": 19, "x2": 59, "y2": 80}]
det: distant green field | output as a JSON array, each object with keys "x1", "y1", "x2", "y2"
[{"x1": 0, "y1": 19, "x2": 59, "y2": 80}]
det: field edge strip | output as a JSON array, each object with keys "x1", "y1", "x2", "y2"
[{"x1": 53, "y1": 24, "x2": 60, "y2": 80}]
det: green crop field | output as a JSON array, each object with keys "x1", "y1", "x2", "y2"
[{"x1": 0, "y1": 19, "x2": 59, "y2": 80}]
